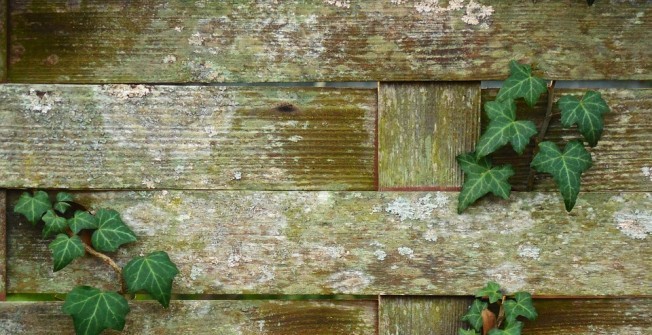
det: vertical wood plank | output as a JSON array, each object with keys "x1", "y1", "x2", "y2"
[
  {"x1": 0, "y1": 0, "x2": 6, "y2": 82},
  {"x1": 0, "y1": 190, "x2": 6, "y2": 300},
  {"x1": 379, "y1": 296, "x2": 472, "y2": 335},
  {"x1": 379, "y1": 82, "x2": 480, "y2": 190}
]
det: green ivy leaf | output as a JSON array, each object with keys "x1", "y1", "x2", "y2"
[
  {"x1": 68, "y1": 211, "x2": 99, "y2": 234},
  {"x1": 558, "y1": 91, "x2": 610, "y2": 147},
  {"x1": 91, "y1": 209, "x2": 137, "y2": 252},
  {"x1": 497, "y1": 60, "x2": 547, "y2": 107},
  {"x1": 123, "y1": 251, "x2": 179, "y2": 308},
  {"x1": 14, "y1": 191, "x2": 52, "y2": 224},
  {"x1": 54, "y1": 192, "x2": 74, "y2": 214},
  {"x1": 487, "y1": 321, "x2": 523, "y2": 335},
  {"x1": 475, "y1": 99, "x2": 537, "y2": 156},
  {"x1": 459, "y1": 329, "x2": 480, "y2": 335},
  {"x1": 531, "y1": 141, "x2": 592, "y2": 211},
  {"x1": 503, "y1": 292, "x2": 538, "y2": 324},
  {"x1": 42, "y1": 210, "x2": 69, "y2": 238},
  {"x1": 457, "y1": 153, "x2": 514, "y2": 213},
  {"x1": 475, "y1": 281, "x2": 503, "y2": 303},
  {"x1": 461, "y1": 299, "x2": 488, "y2": 331},
  {"x1": 49, "y1": 234, "x2": 85, "y2": 272},
  {"x1": 63, "y1": 286, "x2": 130, "y2": 335}
]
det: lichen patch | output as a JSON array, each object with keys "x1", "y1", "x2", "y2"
[
  {"x1": 614, "y1": 209, "x2": 651, "y2": 240},
  {"x1": 327, "y1": 270, "x2": 373, "y2": 293}
]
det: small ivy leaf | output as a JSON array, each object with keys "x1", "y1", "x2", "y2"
[
  {"x1": 457, "y1": 153, "x2": 515, "y2": 213},
  {"x1": 63, "y1": 286, "x2": 130, "y2": 335},
  {"x1": 68, "y1": 210, "x2": 99, "y2": 234},
  {"x1": 42, "y1": 210, "x2": 69, "y2": 238},
  {"x1": 503, "y1": 292, "x2": 538, "y2": 324},
  {"x1": 459, "y1": 329, "x2": 480, "y2": 335},
  {"x1": 476, "y1": 99, "x2": 537, "y2": 156},
  {"x1": 54, "y1": 192, "x2": 74, "y2": 214},
  {"x1": 14, "y1": 191, "x2": 52, "y2": 224},
  {"x1": 558, "y1": 91, "x2": 609, "y2": 147},
  {"x1": 91, "y1": 209, "x2": 137, "y2": 252},
  {"x1": 475, "y1": 281, "x2": 503, "y2": 303},
  {"x1": 531, "y1": 141, "x2": 592, "y2": 211},
  {"x1": 487, "y1": 321, "x2": 523, "y2": 335},
  {"x1": 123, "y1": 251, "x2": 179, "y2": 308},
  {"x1": 461, "y1": 299, "x2": 488, "y2": 331},
  {"x1": 48, "y1": 234, "x2": 85, "y2": 272},
  {"x1": 496, "y1": 60, "x2": 547, "y2": 107}
]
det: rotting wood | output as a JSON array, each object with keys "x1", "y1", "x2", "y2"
[
  {"x1": 0, "y1": 190, "x2": 6, "y2": 301},
  {"x1": 379, "y1": 297, "x2": 652, "y2": 334},
  {"x1": 6, "y1": 191, "x2": 650, "y2": 296},
  {"x1": 379, "y1": 296, "x2": 471, "y2": 335},
  {"x1": 483, "y1": 89, "x2": 652, "y2": 192},
  {"x1": 0, "y1": 299, "x2": 378, "y2": 334},
  {"x1": 0, "y1": 0, "x2": 6, "y2": 82},
  {"x1": 379, "y1": 82, "x2": 480, "y2": 190},
  {"x1": 0, "y1": 85, "x2": 376, "y2": 190},
  {"x1": 8, "y1": 1, "x2": 651, "y2": 83}
]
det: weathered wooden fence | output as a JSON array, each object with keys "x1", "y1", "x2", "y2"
[{"x1": 0, "y1": 1, "x2": 650, "y2": 334}]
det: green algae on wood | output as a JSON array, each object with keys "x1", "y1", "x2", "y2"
[
  {"x1": 0, "y1": 191, "x2": 5, "y2": 300},
  {"x1": 379, "y1": 296, "x2": 471, "y2": 335},
  {"x1": 0, "y1": 84, "x2": 376, "y2": 190},
  {"x1": 6, "y1": 191, "x2": 651, "y2": 296},
  {"x1": 483, "y1": 89, "x2": 652, "y2": 192},
  {"x1": 0, "y1": 300, "x2": 378, "y2": 334},
  {"x1": 379, "y1": 82, "x2": 480, "y2": 190},
  {"x1": 8, "y1": 1, "x2": 652, "y2": 83}
]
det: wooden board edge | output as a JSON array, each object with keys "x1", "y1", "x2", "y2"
[
  {"x1": 0, "y1": 190, "x2": 5, "y2": 300},
  {"x1": 0, "y1": 0, "x2": 6, "y2": 82}
]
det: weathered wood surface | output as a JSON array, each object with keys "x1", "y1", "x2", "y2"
[
  {"x1": 0, "y1": 0, "x2": 6, "y2": 82},
  {"x1": 0, "y1": 300, "x2": 378, "y2": 334},
  {"x1": 379, "y1": 82, "x2": 480, "y2": 190},
  {"x1": 379, "y1": 296, "x2": 470, "y2": 335},
  {"x1": 484, "y1": 89, "x2": 652, "y2": 192},
  {"x1": 6, "y1": 191, "x2": 650, "y2": 295},
  {"x1": 0, "y1": 191, "x2": 6, "y2": 301},
  {"x1": 8, "y1": 1, "x2": 651, "y2": 83},
  {"x1": 0, "y1": 85, "x2": 376, "y2": 190},
  {"x1": 379, "y1": 297, "x2": 652, "y2": 335}
]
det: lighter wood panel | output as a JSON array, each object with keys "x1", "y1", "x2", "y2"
[
  {"x1": 0, "y1": 191, "x2": 6, "y2": 300},
  {"x1": 0, "y1": 300, "x2": 378, "y2": 334},
  {"x1": 6, "y1": 191, "x2": 651, "y2": 295},
  {"x1": 0, "y1": 85, "x2": 376, "y2": 190},
  {"x1": 379, "y1": 296, "x2": 470, "y2": 335},
  {"x1": 379, "y1": 82, "x2": 480, "y2": 190},
  {"x1": 8, "y1": 1, "x2": 651, "y2": 82},
  {"x1": 482, "y1": 89, "x2": 652, "y2": 192}
]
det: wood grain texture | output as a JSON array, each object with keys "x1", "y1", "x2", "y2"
[
  {"x1": 0, "y1": 300, "x2": 378, "y2": 334},
  {"x1": 379, "y1": 296, "x2": 471, "y2": 335},
  {"x1": 6, "y1": 191, "x2": 650, "y2": 296},
  {"x1": 0, "y1": 84, "x2": 376, "y2": 190},
  {"x1": 379, "y1": 82, "x2": 480, "y2": 190},
  {"x1": 8, "y1": 1, "x2": 651, "y2": 83},
  {"x1": 0, "y1": 191, "x2": 5, "y2": 300},
  {"x1": 0, "y1": 0, "x2": 6, "y2": 82},
  {"x1": 483, "y1": 89, "x2": 652, "y2": 192}
]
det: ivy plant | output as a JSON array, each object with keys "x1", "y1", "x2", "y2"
[
  {"x1": 459, "y1": 282, "x2": 538, "y2": 335},
  {"x1": 457, "y1": 60, "x2": 609, "y2": 213},
  {"x1": 14, "y1": 191, "x2": 179, "y2": 335}
]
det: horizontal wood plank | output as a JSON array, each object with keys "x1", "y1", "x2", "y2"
[
  {"x1": 8, "y1": 1, "x2": 651, "y2": 83},
  {"x1": 379, "y1": 297, "x2": 652, "y2": 334},
  {"x1": 6, "y1": 191, "x2": 650, "y2": 295},
  {"x1": 0, "y1": 85, "x2": 376, "y2": 190},
  {"x1": 0, "y1": 300, "x2": 378, "y2": 334},
  {"x1": 483, "y1": 89, "x2": 652, "y2": 192}
]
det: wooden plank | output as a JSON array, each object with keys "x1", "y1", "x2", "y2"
[
  {"x1": 379, "y1": 297, "x2": 652, "y2": 335},
  {"x1": 379, "y1": 296, "x2": 471, "y2": 335},
  {"x1": 8, "y1": 1, "x2": 650, "y2": 83},
  {"x1": 6, "y1": 191, "x2": 650, "y2": 295},
  {"x1": 0, "y1": 85, "x2": 376, "y2": 190},
  {"x1": 0, "y1": 190, "x2": 5, "y2": 301},
  {"x1": 483, "y1": 89, "x2": 652, "y2": 192},
  {"x1": 0, "y1": 300, "x2": 378, "y2": 334},
  {"x1": 379, "y1": 82, "x2": 480, "y2": 190},
  {"x1": 0, "y1": 0, "x2": 6, "y2": 82}
]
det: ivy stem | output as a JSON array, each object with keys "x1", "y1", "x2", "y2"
[
  {"x1": 527, "y1": 80, "x2": 556, "y2": 191},
  {"x1": 496, "y1": 295, "x2": 507, "y2": 328}
]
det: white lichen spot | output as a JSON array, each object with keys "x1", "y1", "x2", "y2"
[
  {"x1": 327, "y1": 270, "x2": 373, "y2": 293},
  {"x1": 614, "y1": 209, "x2": 652, "y2": 240},
  {"x1": 163, "y1": 54, "x2": 177, "y2": 64},
  {"x1": 104, "y1": 84, "x2": 151, "y2": 99},
  {"x1": 174, "y1": 26, "x2": 184, "y2": 32},
  {"x1": 188, "y1": 32, "x2": 206, "y2": 46},
  {"x1": 232, "y1": 171, "x2": 242, "y2": 181},
  {"x1": 386, "y1": 0, "x2": 492, "y2": 26},
  {"x1": 227, "y1": 252, "x2": 241, "y2": 267},
  {"x1": 25, "y1": 89, "x2": 62, "y2": 114},
  {"x1": 423, "y1": 228, "x2": 438, "y2": 242},
  {"x1": 141, "y1": 178, "x2": 157, "y2": 189},
  {"x1": 486, "y1": 263, "x2": 527, "y2": 292},
  {"x1": 461, "y1": 0, "x2": 494, "y2": 25},
  {"x1": 288, "y1": 135, "x2": 303, "y2": 142},
  {"x1": 642, "y1": 166, "x2": 652, "y2": 181},
  {"x1": 517, "y1": 244, "x2": 541, "y2": 260},
  {"x1": 374, "y1": 249, "x2": 387, "y2": 261},
  {"x1": 398, "y1": 246, "x2": 414, "y2": 258},
  {"x1": 189, "y1": 265, "x2": 204, "y2": 280},
  {"x1": 323, "y1": 0, "x2": 350, "y2": 8},
  {"x1": 385, "y1": 193, "x2": 447, "y2": 222}
]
